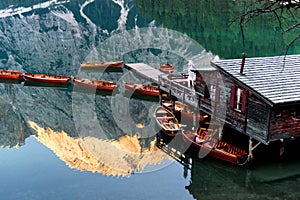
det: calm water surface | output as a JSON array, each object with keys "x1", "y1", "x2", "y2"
[{"x1": 0, "y1": 0, "x2": 300, "y2": 199}]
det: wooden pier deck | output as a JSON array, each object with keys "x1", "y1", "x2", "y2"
[
  {"x1": 124, "y1": 63, "x2": 203, "y2": 108},
  {"x1": 124, "y1": 63, "x2": 164, "y2": 84}
]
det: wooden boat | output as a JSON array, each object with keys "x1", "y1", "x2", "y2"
[
  {"x1": 182, "y1": 130, "x2": 248, "y2": 165},
  {"x1": 73, "y1": 78, "x2": 117, "y2": 92},
  {"x1": 22, "y1": 73, "x2": 72, "y2": 87},
  {"x1": 154, "y1": 106, "x2": 180, "y2": 137},
  {"x1": 162, "y1": 101, "x2": 206, "y2": 122},
  {"x1": 125, "y1": 83, "x2": 164, "y2": 97},
  {"x1": 80, "y1": 61, "x2": 123, "y2": 72},
  {"x1": 159, "y1": 63, "x2": 174, "y2": 74},
  {"x1": 0, "y1": 69, "x2": 22, "y2": 83}
]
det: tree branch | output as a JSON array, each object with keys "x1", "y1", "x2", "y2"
[{"x1": 234, "y1": 0, "x2": 300, "y2": 56}]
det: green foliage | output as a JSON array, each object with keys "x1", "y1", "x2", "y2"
[{"x1": 135, "y1": 0, "x2": 300, "y2": 59}]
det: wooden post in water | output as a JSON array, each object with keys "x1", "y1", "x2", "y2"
[
  {"x1": 193, "y1": 111, "x2": 197, "y2": 131},
  {"x1": 218, "y1": 126, "x2": 223, "y2": 140},
  {"x1": 159, "y1": 88, "x2": 162, "y2": 105},
  {"x1": 279, "y1": 139, "x2": 285, "y2": 157},
  {"x1": 171, "y1": 98, "x2": 176, "y2": 114},
  {"x1": 193, "y1": 96, "x2": 200, "y2": 131},
  {"x1": 248, "y1": 137, "x2": 253, "y2": 162}
]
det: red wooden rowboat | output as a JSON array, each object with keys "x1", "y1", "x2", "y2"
[
  {"x1": 125, "y1": 83, "x2": 167, "y2": 98},
  {"x1": 73, "y1": 78, "x2": 117, "y2": 92},
  {"x1": 182, "y1": 130, "x2": 248, "y2": 165},
  {"x1": 0, "y1": 69, "x2": 22, "y2": 83},
  {"x1": 80, "y1": 61, "x2": 123, "y2": 72},
  {"x1": 159, "y1": 63, "x2": 174, "y2": 74},
  {"x1": 154, "y1": 106, "x2": 180, "y2": 137},
  {"x1": 22, "y1": 73, "x2": 71, "y2": 87}
]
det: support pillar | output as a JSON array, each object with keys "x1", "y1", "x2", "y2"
[
  {"x1": 218, "y1": 126, "x2": 223, "y2": 140},
  {"x1": 248, "y1": 137, "x2": 253, "y2": 162},
  {"x1": 193, "y1": 111, "x2": 197, "y2": 131},
  {"x1": 159, "y1": 89, "x2": 162, "y2": 105},
  {"x1": 193, "y1": 95, "x2": 200, "y2": 131},
  {"x1": 279, "y1": 139, "x2": 285, "y2": 157},
  {"x1": 248, "y1": 138, "x2": 261, "y2": 163},
  {"x1": 171, "y1": 98, "x2": 176, "y2": 114}
]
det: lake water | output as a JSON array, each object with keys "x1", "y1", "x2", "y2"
[{"x1": 0, "y1": 0, "x2": 300, "y2": 199}]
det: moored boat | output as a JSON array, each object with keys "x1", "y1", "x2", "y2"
[
  {"x1": 0, "y1": 69, "x2": 23, "y2": 83},
  {"x1": 80, "y1": 61, "x2": 123, "y2": 72},
  {"x1": 125, "y1": 83, "x2": 166, "y2": 97},
  {"x1": 154, "y1": 106, "x2": 180, "y2": 137},
  {"x1": 182, "y1": 130, "x2": 248, "y2": 165},
  {"x1": 22, "y1": 73, "x2": 72, "y2": 87},
  {"x1": 73, "y1": 77, "x2": 117, "y2": 92},
  {"x1": 162, "y1": 101, "x2": 206, "y2": 122},
  {"x1": 159, "y1": 63, "x2": 174, "y2": 74}
]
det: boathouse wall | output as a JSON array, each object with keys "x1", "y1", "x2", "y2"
[
  {"x1": 211, "y1": 54, "x2": 300, "y2": 144},
  {"x1": 194, "y1": 69, "x2": 271, "y2": 143},
  {"x1": 246, "y1": 93, "x2": 269, "y2": 142},
  {"x1": 216, "y1": 70, "x2": 300, "y2": 144},
  {"x1": 219, "y1": 74, "x2": 246, "y2": 132},
  {"x1": 218, "y1": 72, "x2": 271, "y2": 143},
  {"x1": 160, "y1": 65, "x2": 300, "y2": 144},
  {"x1": 269, "y1": 105, "x2": 300, "y2": 141}
]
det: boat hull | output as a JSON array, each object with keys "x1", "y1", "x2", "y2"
[
  {"x1": 80, "y1": 61, "x2": 123, "y2": 72},
  {"x1": 182, "y1": 130, "x2": 248, "y2": 165},
  {"x1": 159, "y1": 64, "x2": 174, "y2": 74},
  {"x1": 73, "y1": 78, "x2": 117, "y2": 94},
  {"x1": 23, "y1": 74, "x2": 71, "y2": 87},
  {"x1": 125, "y1": 83, "x2": 160, "y2": 97},
  {"x1": 0, "y1": 70, "x2": 22, "y2": 84},
  {"x1": 162, "y1": 101, "x2": 205, "y2": 123},
  {"x1": 154, "y1": 106, "x2": 180, "y2": 137}
]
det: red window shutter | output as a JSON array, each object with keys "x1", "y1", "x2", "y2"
[
  {"x1": 241, "y1": 89, "x2": 248, "y2": 113},
  {"x1": 230, "y1": 85, "x2": 236, "y2": 109}
]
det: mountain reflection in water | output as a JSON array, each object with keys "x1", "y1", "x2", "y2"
[{"x1": 28, "y1": 120, "x2": 171, "y2": 177}]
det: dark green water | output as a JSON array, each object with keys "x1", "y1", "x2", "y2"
[{"x1": 0, "y1": 0, "x2": 300, "y2": 199}]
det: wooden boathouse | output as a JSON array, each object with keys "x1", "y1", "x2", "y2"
[
  {"x1": 211, "y1": 54, "x2": 300, "y2": 142},
  {"x1": 124, "y1": 55, "x2": 300, "y2": 160},
  {"x1": 157, "y1": 54, "x2": 300, "y2": 159}
]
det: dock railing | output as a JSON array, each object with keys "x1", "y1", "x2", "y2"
[{"x1": 158, "y1": 74, "x2": 214, "y2": 116}]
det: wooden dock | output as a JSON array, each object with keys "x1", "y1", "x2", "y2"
[
  {"x1": 124, "y1": 63, "x2": 203, "y2": 108},
  {"x1": 124, "y1": 63, "x2": 164, "y2": 84}
]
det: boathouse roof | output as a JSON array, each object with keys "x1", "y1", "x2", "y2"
[{"x1": 211, "y1": 54, "x2": 300, "y2": 106}]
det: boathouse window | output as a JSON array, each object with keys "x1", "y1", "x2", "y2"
[
  {"x1": 230, "y1": 85, "x2": 247, "y2": 113},
  {"x1": 236, "y1": 88, "x2": 243, "y2": 111}
]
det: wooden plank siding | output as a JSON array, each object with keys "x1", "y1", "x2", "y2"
[
  {"x1": 219, "y1": 74, "x2": 247, "y2": 134},
  {"x1": 217, "y1": 72, "x2": 270, "y2": 144},
  {"x1": 269, "y1": 106, "x2": 300, "y2": 141},
  {"x1": 246, "y1": 94, "x2": 269, "y2": 142},
  {"x1": 159, "y1": 71, "x2": 221, "y2": 118}
]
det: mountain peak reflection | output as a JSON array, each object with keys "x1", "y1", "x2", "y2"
[{"x1": 28, "y1": 120, "x2": 171, "y2": 177}]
